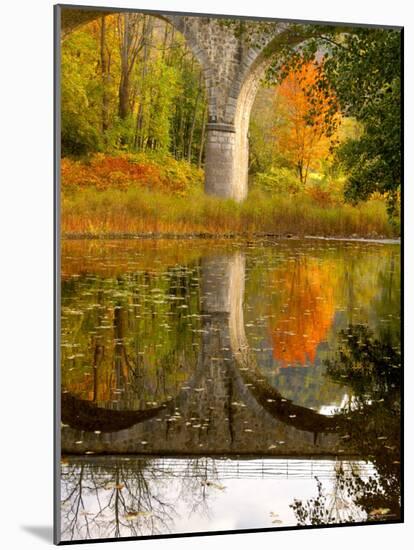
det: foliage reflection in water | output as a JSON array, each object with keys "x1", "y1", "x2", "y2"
[{"x1": 60, "y1": 238, "x2": 401, "y2": 540}]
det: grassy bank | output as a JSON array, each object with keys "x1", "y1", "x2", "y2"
[
  {"x1": 61, "y1": 154, "x2": 398, "y2": 238},
  {"x1": 62, "y1": 187, "x2": 397, "y2": 238}
]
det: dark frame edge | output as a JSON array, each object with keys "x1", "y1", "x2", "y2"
[
  {"x1": 54, "y1": 3, "x2": 62, "y2": 546},
  {"x1": 55, "y1": 2, "x2": 403, "y2": 31},
  {"x1": 400, "y1": 25, "x2": 404, "y2": 525}
]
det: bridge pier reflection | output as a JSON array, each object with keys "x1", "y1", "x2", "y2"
[{"x1": 61, "y1": 252, "x2": 347, "y2": 456}]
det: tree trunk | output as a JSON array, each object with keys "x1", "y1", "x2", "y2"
[
  {"x1": 100, "y1": 15, "x2": 110, "y2": 134},
  {"x1": 118, "y1": 14, "x2": 147, "y2": 121},
  {"x1": 118, "y1": 15, "x2": 131, "y2": 120},
  {"x1": 198, "y1": 105, "x2": 207, "y2": 168},
  {"x1": 161, "y1": 22, "x2": 169, "y2": 62},
  {"x1": 133, "y1": 17, "x2": 153, "y2": 150},
  {"x1": 187, "y1": 72, "x2": 202, "y2": 162}
]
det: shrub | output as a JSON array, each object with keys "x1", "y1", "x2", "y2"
[
  {"x1": 61, "y1": 153, "x2": 203, "y2": 195},
  {"x1": 253, "y1": 168, "x2": 301, "y2": 194}
]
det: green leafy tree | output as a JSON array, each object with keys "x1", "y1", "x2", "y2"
[
  {"x1": 61, "y1": 16, "x2": 207, "y2": 162},
  {"x1": 61, "y1": 30, "x2": 103, "y2": 155},
  {"x1": 323, "y1": 29, "x2": 402, "y2": 218}
]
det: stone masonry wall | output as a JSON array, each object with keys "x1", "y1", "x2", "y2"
[{"x1": 204, "y1": 124, "x2": 238, "y2": 199}]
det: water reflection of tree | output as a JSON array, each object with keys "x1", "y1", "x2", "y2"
[
  {"x1": 61, "y1": 457, "x2": 222, "y2": 541},
  {"x1": 61, "y1": 459, "x2": 176, "y2": 541},
  {"x1": 269, "y1": 257, "x2": 337, "y2": 367},
  {"x1": 61, "y1": 265, "x2": 201, "y2": 410},
  {"x1": 176, "y1": 458, "x2": 220, "y2": 518},
  {"x1": 291, "y1": 464, "x2": 367, "y2": 525},
  {"x1": 290, "y1": 323, "x2": 401, "y2": 525}
]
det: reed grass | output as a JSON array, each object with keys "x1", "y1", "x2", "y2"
[{"x1": 61, "y1": 187, "x2": 397, "y2": 238}]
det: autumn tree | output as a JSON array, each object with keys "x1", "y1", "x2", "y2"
[
  {"x1": 274, "y1": 61, "x2": 340, "y2": 185},
  {"x1": 263, "y1": 26, "x2": 401, "y2": 216},
  {"x1": 117, "y1": 13, "x2": 151, "y2": 120}
]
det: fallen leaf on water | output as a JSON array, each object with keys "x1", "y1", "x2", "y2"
[
  {"x1": 124, "y1": 512, "x2": 138, "y2": 520},
  {"x1": 368, "y1": 508, "x2": 390, "y2": 517},
  {"x1": 125, "y1": 511, "x2": 153, "y2": 520},
  {"x1": 201, "y1": 481, "x2": 226, "y2": 491},
  {"x1": 269, "y1": 512, "x2": 282, "y2": 523},
  {"x1": 104, "y1": 482, "x2": 124, "y2": 490}
]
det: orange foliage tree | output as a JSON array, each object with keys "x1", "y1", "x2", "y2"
[{"x1": 274, "y1": 61, "x2": 340, "y2": 185}]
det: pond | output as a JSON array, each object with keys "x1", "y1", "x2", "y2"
[{"x1": 59, "y1": 238, "x2": 401, "y2": 541}]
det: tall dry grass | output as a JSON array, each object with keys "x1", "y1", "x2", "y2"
[{"x1": 61, "y1": 187, "x2": 397, "y2": 238}]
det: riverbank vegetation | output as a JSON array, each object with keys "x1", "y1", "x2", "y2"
[
  {"x1": 60, "y1": 13, "x2": 401, "y2": 238},
  {"x1": 62, "y1": 159, "x2": 393, "y2": 237}
]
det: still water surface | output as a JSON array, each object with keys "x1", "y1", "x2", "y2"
[{"x1": 60, "y1": 238, "x2": 401, "y2": 541}]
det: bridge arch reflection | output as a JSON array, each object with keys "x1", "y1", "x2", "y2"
[{"x1": 62, "y1": 251, "x2": 359, "y2": 456}]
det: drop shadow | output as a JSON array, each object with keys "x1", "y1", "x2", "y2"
[{"x1": 21, "y1": 525, "x2": 54, "y2": 543}]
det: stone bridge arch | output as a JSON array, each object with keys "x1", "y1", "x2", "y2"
[{"x1": 59, "y1": 7, "x2": 300, "y2": 201}]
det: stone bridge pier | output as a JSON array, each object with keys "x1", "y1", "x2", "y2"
[
  {"x1": 60, "y1": 8, "x2": 292, "y2": 201},
  {"x1": 164, "y1": 16, "x2": 286, "y2": 202}
]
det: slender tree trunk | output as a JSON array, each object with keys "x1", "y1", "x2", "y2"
[
  {"x1": 297, "y1": 162, "x2": 304, "y2": 184},
  {"x1": 134, "y1": 18, "x2": 153, "y2": 150},
  {"x1": 142, "y1": 21, "x2": 155, "y2": 152},
  {"x1": 167, "y1": 27, "x2": 175, "y2": 66},
  {"x1": 118, "y1": 15, "x2": 131, "y2": 120},
  {"x1": 198, "y1": 105, "x2": 207, "y2": 168},
  {"x1": 100, "y1": 16, "x2": 110, "y2": 135},
  {"x1": 187, "y1": 72, "x2": 202, "y2": 162},
  {"x1": 303, "y1": 156, "x2": 311, "y2": 185},
  {"x1": 161, "y1": 23, "x2": 169, "y2": 62},
  {"x1": 118, "y1": 14, "x2": 147, "y2": 121},
  {"x1": 178, "y1": 106, "x2": 185, "y2": 159},
  {"x1": 92, "y1": 342, "x2": 104, "y2": 403}
]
